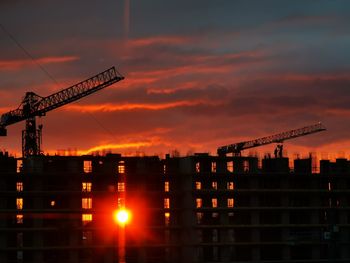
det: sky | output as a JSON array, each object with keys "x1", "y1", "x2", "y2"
[{"x1": 1, "y1": 0, "x2": 350, "y2": 158}]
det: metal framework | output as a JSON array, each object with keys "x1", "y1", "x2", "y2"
[
  {"x1": 0, "y1": 67, "x2": 124, "y2": 157},
  {"x1": 217, "y1": 122, "x2": 326, "y2": 156}
]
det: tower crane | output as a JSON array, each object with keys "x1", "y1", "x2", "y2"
[
  {"x1": 217, "y1": 122, "x2": 326, "y2": 156},
  {"x1": 0, "y1": 67, "x2": 124, "y2": 157}
]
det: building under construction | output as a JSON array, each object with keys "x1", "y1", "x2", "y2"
[
  {"x1": 0, "y1": 66, "x2": 348, "y2": 262},
  {"x1": 163, "y1": 154, "x2": 350, "y2": 262},
  {"x1": 0, "y1": 151, "x2": 349, "y2": 263}
]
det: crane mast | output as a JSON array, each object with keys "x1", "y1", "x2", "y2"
[
  {"x1": 0, "y1": 67, "x2": 124, "y2": 157},
  {"x1": 217, "y1": 123, "x2": 326, "y2": 156}
]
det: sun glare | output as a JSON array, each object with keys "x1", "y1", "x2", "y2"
[{"x1": 114, "y1": 209, "x2": 130, "y2": 225}]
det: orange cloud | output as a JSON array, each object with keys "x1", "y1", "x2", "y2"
[
  {"x1": 188, "y1": 50, "x2": 266, "y2": 64},
  {"x1": 250, "y1": 72, "x2": 350, "y2": 82},
  {"x1": 127, "y1": 35, "x2": 193, "y2": 48},
  {"x1": 117, "y1": 76, "x2": 159, "y2": 88},
  {"x1": 64, "y1": 100, "x2": 220, "y2": 112},
  {"x1": 324, "y1": 109, "x2": 350, "y2": 116},
  {"x1": 0, "y1": 56, "x2": 79, "y2": 71},
  {"x1": 147, "y1": 81, "x2": 198, "y2": 94},
  {"x1": 77, "y1": 142, "x2": 152, "y2": 155},
  {"x1": 125, "y1": 51, "x2": 268, "y2": 84},
  {"x1": 128, "y1": 64, "x2": 233, "y2": 81},
  {"x1": 0, "y1": 107, "x2": 12, "y2": 113}
]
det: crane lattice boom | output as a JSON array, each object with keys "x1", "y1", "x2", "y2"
[
  {"x1": 217, "y1": 122, "x2": 326, "y2": 156},
  {"x1": 0, "y1": 66, "x2": 124, "y2": 157},
  {"x1": 0, "y1": 67, "x2": 123, "y2": 127}
]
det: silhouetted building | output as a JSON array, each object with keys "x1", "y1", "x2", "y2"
[
  {"x1": 163, "y1": 154, "x2": 350, "y2": 263},
  {"x1": 0, "y1": 153, "x2": 163, "y2": 263},
  {"x1": 0, "y1": 152, "x2": 350, "y2": 263}
]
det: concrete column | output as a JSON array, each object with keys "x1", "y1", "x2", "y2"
[
  {"x1": 69, "y1": 229, "x2": 80, "y2": 263},
  {"x1": 282, "y1": 228, "x2": 291, "y2": 260},
  {"x1": 180, "y1": 159, "x2": 196, "y2": 263},
  {"x1": 219, "y1": 216, "x2": 230, "y2": 262}
]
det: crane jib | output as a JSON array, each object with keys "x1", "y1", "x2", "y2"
[
  {"x1": 35, "y1": 67, "x2": 123, "y2": 114},
  {"x1": 217, "y1": 123, "x2": 326, "y2": 155},
  {"x1": 0, "y1": 67, "x2": 124, "y2": 129},
  {"x1": 0, "y1": 66, "x2": 124, "y2": 158}
]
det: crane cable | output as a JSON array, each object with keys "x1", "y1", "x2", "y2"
[
  {"x1": 0, "y1": 23, "x2": 59, "y2": 86},
  {"x1": 0, "y1": 23, "x2": 119, "y2": 143}
]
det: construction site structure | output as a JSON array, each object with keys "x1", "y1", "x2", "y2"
[
  {"x1": 217, "y1": 122, "x2": 326, "y2": 156},
  {"x1": 0, "y1": 67, "x2": 124, "y2": 157},
  {"x1": 0, "y1": 152, "x2": 349, "y2": 263}
]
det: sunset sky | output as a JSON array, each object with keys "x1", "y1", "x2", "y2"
[{"x1": 1, "y1": 0, "x2": 350, "y2": 158}]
